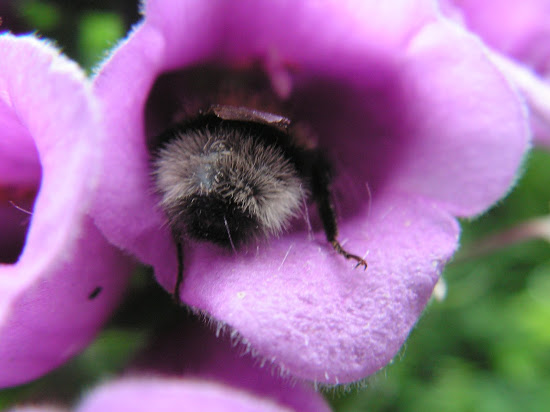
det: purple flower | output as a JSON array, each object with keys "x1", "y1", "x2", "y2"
[
  {"x1": 0, "y1": 34, "x2": 133, "y2": 387},
  {"x1": 9, "y1": 379, "x2": 318, "y2": 412},
  {"x1": 11, "y1": 317, "x2": 330, "y2": 412},
  {"x1": 444, "y1": 0, "x2": 550, "y2": 146},
  {"x1": 76, "y1": 378, "x2": 316, "y2": 412},
  {"x1": 91, "y1": 0, "x2": 530, "y2": 384}
]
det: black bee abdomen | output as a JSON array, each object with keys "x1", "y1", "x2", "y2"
[{"x1": 182, "y1": 194, "x2": 259, "y2": 247}]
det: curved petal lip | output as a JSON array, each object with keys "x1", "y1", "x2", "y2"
[
  {"x1": 175, "y1": 192, "x2": 459, "y2": 383},
  {"x1": 0, "y1": 35, "x2": 132, "y2": 388},
  {"x1": 388, "y1": 21, "x2": 531, "y2": 217}
]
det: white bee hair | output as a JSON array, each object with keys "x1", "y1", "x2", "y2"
[{"x1": 153, "y1": 126, "x2": 307, "y2": 238}]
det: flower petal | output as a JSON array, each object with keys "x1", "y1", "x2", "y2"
[
  {"x1": 487, "y1": 50, "x2": 550, "y2": 148},
  {"x1": 444, "y1": 0, "x2": 550, "y2": 147},
  {"x1": 0, "y1": 34, "x2": 132, "y2": 387},
  {"x1": 92, "y1": 23, "x2": 170, "y2": 270},
  {"x1": 448, "y1": 0, "x2": 550, "y2": 72},
  {"x1": 76, "y1": 378, "x2": 295, "y2": 412},
  {"x1": 387, "y1": 21, "x2": 530, "y2": 216},
  {"x1": 176, "y1": 192, "x2": 459, "y2": 383}
]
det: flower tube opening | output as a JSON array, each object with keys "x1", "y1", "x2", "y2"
[
  {"x1": 0, "y1": 123, "x2": 41, "y2": 263},
  {"x1": 144, "y1": 57, "x2": 411, "y2": 242}
]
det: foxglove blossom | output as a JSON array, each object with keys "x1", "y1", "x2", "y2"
[
  {"x1": 8, "y1": 379, "x2": 313, "y2": 412},
  {"x1": 10, "y1": 317, "x2": 331, "y2": 412},
  {"x1": 0, "y1": 34, "x2": 132, "y2": 387},
  {"x1": 443, "y1": 0, "x2": 550, "y2": 146},
  {"x1": 92, "y1": 0, "x2": 530, "y2": 384},
  {"x1": 76, "y1": 378, "x2": 307, "y2": 412}
]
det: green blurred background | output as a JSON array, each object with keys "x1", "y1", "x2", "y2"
[{"x1": 1, "y1": 1, "x2": 549, "y2": 411}]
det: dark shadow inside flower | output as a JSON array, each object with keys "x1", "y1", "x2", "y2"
[
  {"x1": 128, "y1": 305, "x2": 330, "y2": 412},
  {"x1": 0, "y1": 117, "x2": 41, "y2": 264},
  {"x1": 143, "y1": 59, "x2": 410, "y2": 245}
]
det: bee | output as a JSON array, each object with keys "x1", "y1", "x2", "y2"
[{"x1": 152, "y1": 104, "x2": 367, "y2": 303}]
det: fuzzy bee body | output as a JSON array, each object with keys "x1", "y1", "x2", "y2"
[{"x1": 152, "y1": 106, "x2": 367, "y2": 303}]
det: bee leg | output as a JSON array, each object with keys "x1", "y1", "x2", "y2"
[
  {"x1": 310, "y1": 154, "x2": 367, "y2": 270},
  {"x1": 172, "y1": 230, "x2": 184, "y2": 304},
  {"x1": 330, "y1": 239, "x2": 368, "y2": 270}
]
